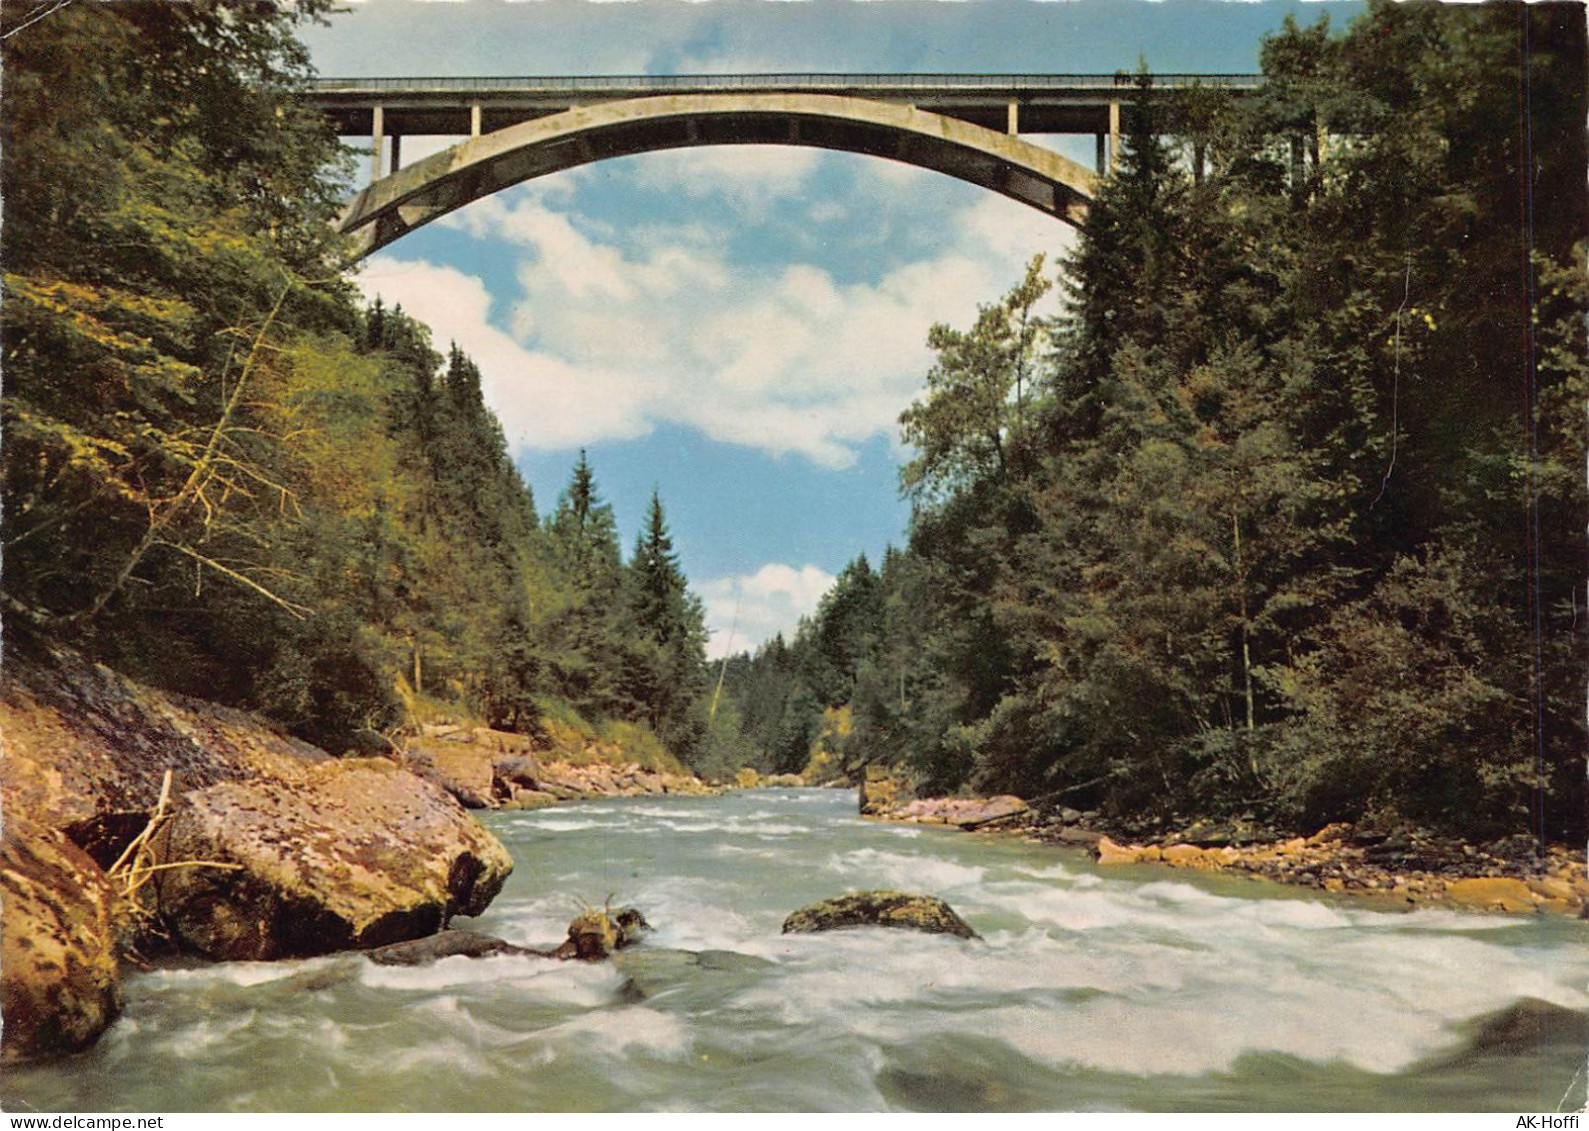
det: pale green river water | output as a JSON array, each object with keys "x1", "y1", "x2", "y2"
[{"x1": 4, "y1": 788, "x2": 1586, "y2": 1112}]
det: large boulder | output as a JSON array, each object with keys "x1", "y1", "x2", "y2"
[
  {"x1": 1095, "y1": 835, "x2": 1146, "y2": 865},
  {"x1": 1, "y1": 816, "x2": 124, "y2": 1062},
  {"x1": 407, "y1": 743, "x2": 496, "y2": 809},
  {"x1": 782, "y1": 890, "x2": 978, "y2": 939},
  {"x1": 952, "y1": 795, "x2": 1029, "y2": 829},
  {"x1": 151, "y1": 758, "x2": 513, "y2": 960},
  {"x1": 494, "y1": 754, "x2": 545, "y2": 791},
  {"x1": 890, "y1": 795, "x2": 1030, "y2": 828},
  {"x1": 1444, "y1": 877, "x2": 1538, "y2": 914}
]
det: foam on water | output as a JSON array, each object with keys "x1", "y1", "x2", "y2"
[
  {"x1": 9, "y1": 789, "x2": 1585, "y2": 1113},
  {"x1": 541, "y1": 1006, "x2": 694, "y2": 1061},
  {"x1": 823, "y1": 846, "x2": 987, "y2": 892},
  {"x1": 356, "y1": 952, "x2": 620, "y2": 1005},
  {"x1": 518, "y1": 816, "x2": 616, "y2": 833}
]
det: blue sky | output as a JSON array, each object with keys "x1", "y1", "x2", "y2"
[{"x1": 303, "y1": 0, "x2": 1362, "y2": 658}]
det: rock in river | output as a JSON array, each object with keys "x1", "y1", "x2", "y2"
[
  {"x1": 782, "y1": 890, "x2": 979, "y2": 939},
  {"x1": 1, "y1": 815, "x2": 124, "y2": 1061},
  {"x1": 554, "y1": 906, "x2": 652, "y2": 960},
  {"x1": 366, "y1": 929, "x2": 534, "y2": 966},
  {"x1": 151, "y1": 758, "x2": 513, "y2": 961}
]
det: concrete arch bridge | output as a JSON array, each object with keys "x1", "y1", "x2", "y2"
[{"x1": 305, "y1": 74, "x2": 1260, "y2": 259}]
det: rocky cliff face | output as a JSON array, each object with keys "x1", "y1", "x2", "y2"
[
  {"x1": 1, "y1": 643, "x2": 331, "y2": 838},
  {"x1": 0, "y1": 642, "x2": 513, "y2": 1060}
]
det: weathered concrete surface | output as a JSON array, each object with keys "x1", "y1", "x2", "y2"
[
  {"x1": 782, "y1": 890, "x2": 979, "y2": 939},
  {"x1": 151, "y1": 758, "x2": 513, "y2": 961},
  {"x1": 0, "y1": 815, "x2": 124, "y2": 1062},
  {"x1": 339, "y1": 93, "x2": 1096, "y2": 257}
]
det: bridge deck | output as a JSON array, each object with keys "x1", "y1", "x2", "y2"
[{"x1": 307, "y1": 73, "x2": 1262, "y2": 138}]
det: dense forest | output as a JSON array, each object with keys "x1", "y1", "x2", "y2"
[
  {"x1": 0, "y1": 1, "x2": 732, "y2": 774},
  {"x1": 3, "y1": 2, "x2": 1584, "y2": 843},
  {"x1": 721, "y1": 2, "x2": 1588, "y2": 842}
]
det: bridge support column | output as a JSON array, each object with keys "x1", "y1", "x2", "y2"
[
  {"x1": 370, "y1": 104, "x2": 385, "y2": 181},
  {"x1": 1007, "y1": 100, "x2": 1019, "y2": 136},
  {"x1": 470, "y1": 103, "x2": 482, "y2": 138},
  {"x1": 390, "y1": 133, "x2": 402, "y2": 172},
  {"x1": 1096, "y1": 132, "x2": 1106, "y2": 173},
  {"x1": 1108, "y1": 100, "x2": 1121, "y2": 173}
]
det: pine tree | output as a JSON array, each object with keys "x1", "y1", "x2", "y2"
[{"x1": 625, "y1": 490, "x2": 709, "y2": 758}]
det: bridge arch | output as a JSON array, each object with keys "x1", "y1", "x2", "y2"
[{"x1": 336, "y1": 92, "x2": 1097, "y2": 259}]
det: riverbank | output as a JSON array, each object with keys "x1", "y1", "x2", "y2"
[
  {"x1": 400, "y1": 720, "x2": 716, "y2": 811},
  {"x1": 9, "y1": 786, "x2": 1585, "y2": 1113},
  {"x1": 857, "y1": 774, "x2": 1589, "y2": 917},
  {"x1": 0, "y1": 642, "x2": 715, "y2": 1061}
]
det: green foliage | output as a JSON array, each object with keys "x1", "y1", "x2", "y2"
[
  {"x1": 899, "y1": 257, "x2": 1052, "y2": 500},
  {"x1": 623, "y1": 491, "x2": 711, "y2": 759},
  {"x1": 732, "y1": 1, "x2": 1586, "y2": 841},
  {"x1": 1, "y1": 3, "x2": 724, "y2": 770},
  {"x1": 1269, "y1": 548, "x2": 1531, "y2": 833}
]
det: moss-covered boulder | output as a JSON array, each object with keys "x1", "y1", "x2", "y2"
[
  {"x1": 554, "y1": 906, "x2": 651, "y2": 960},
  {"x1": 781, "y1": 890, "x2": 978, "y2": 939},
  {"x1": 0, "y1": 816, "x2": 124, "y2": 1061},
  {"x1": 151, "y1": 758, "x2": 513, "y2": 960}
]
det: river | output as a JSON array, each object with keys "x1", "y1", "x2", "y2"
[{"x1": 5, "y1": 789, "x2": 1585, "y2": 1112}]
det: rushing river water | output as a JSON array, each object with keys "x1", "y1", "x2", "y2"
[{"x1": 6, "y1": 789, "x2": 1587, "y2": 1113}]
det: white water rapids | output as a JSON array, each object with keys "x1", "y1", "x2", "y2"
[{"x1": 6, "y1": 789, "x2": 1585, "y2": 1111}]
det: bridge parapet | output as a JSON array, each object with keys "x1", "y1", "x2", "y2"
[
  {"x1": 307, "y1": 72, "x2": 1261, "y2": 143},
  {"x1": 304, "y1": 73, "x2": 1260, "y2": 259}
]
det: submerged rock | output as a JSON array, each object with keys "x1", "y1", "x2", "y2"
[
  {"x1": 782, "y1": 890, "x2": 978, "y2": 939},
  {"x1": 0, "y1": 816, "x2": 124, "y2": 1061},
  {"x1": 365, "y1": 929, "x2": 534, "y2": 966},
  {"x1": 612, "y1": 947, "x2": 774, "y2": 999},
  {"x1": 1449, "y1": 998, "x2": 1589, "y2": 1059},
  {"x1": 151, "y1": 758, "x2": 513, "y2": 961}
]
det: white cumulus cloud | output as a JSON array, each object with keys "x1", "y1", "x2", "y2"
[
  {"x1": 699, "y1": 563, "x2": 837, "y2": 660},
  {"x1": 356, "y1": 150, "x2": 1076, "y2": 469}
]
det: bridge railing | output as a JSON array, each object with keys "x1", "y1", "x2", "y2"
[{"x1": 308, "y1": 73, "x2": 1263, "y2": 94}]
